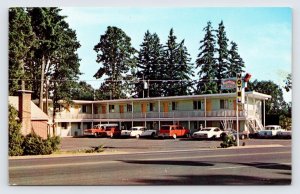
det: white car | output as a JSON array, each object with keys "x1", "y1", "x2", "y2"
[
  {"x1": 121, "y1": 126, "x2": 147, "y2": 138},
  {"x1": 277, "y1": 130, "x2": 292, "y2": 139},
  {"x1": 192, "y1": 127, "x2": 224, "y2": 139},
  {"x1": 258, "y1": 125, "x2": 286, "y2": 138},
  {"x1": 140, "y1": 129, "x2": 157, "y2": 138}
]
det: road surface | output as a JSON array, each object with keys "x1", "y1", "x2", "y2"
[{"x1": 9, "y1": 144, "x2": 291, "y2": 185}]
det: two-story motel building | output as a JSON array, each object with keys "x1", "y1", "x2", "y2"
[{"x1": 47, "y1": 91, "x2": 271, "y2": 137}]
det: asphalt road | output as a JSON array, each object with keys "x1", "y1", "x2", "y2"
[{"x1": 9, "y1": 139, "x2": 291, "y2": 185}]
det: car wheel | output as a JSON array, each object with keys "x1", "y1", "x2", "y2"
[
  {"x1": 173, "y1": 134, "x2": 177, "y2": 139},
  {"x1": 151, "y1": 133, "x2": 155, "y2": 138}
]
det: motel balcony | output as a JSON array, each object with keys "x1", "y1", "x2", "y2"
[{"x1": 53, "y1": 109, "x2": 258, "y2": 121}]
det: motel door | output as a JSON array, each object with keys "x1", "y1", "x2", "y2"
[
  {"x1": 141, "y1": 103, "x2": 147, "y2": 118},
  {"x1": 206, "y1": 99, "x2": 212, "y2": 112},
  {"x1": 119, "y1": 105, "x2": 124, "y2": 118},
  {"x1": 119, "y1": 105, "x2": 124, "y2": 113},
  {"x1": 101, "y1": 105, "x2": 106, "y2": 114},
  {"x1": 163, "y1": 102, "x2": 169, "y2": 112}
]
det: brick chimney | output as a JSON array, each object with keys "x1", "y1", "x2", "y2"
[{"x1": 18, "y1": 90, "x2": 33, "y2": 136}]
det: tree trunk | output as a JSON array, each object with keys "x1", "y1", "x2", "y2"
[
  {"x1": 39, "y1": 56, "x2": 45, "y2": 110},
  {"x1": 20, "y1": 59, "x2": 26, "y2": 90}
]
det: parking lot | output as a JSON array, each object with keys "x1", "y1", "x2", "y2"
[{"x1": 60, "y1": 136, "x2": 292, "y2": 153}]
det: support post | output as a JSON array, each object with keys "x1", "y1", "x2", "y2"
[
  {"x1": 204, "y1": 97, "x2": 207, "y2": 127},
  {"x1": 236, "y1": 102, "x2": 240, "y2": 147},
  {"x1": 263, "y1": 99, "x2": 266, "y2": 127}
]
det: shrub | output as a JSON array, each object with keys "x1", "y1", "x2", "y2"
[
  {"x1": 8, "y1": 104, "x2": 24, "y2": 156},
  {"x1": 47, "y1": 135, "x2": 61, "y2": 152},
  {"x1": 22, "y1": 133, "x2": 53, "y2": 155},
  {"x1": 85, "y1": 145, "x2": 104, "y2": 153},
  {"x1": 220, "y1": 134, "x2": 237, "y2": 148}
]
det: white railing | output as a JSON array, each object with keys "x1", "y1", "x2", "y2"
[{"x1": 54, "y1": 109, "x2": 258, "y2": 120}]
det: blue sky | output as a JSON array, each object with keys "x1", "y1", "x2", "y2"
[{"x1": 60, "y1": 7, "x2": 292, "y2": 102}]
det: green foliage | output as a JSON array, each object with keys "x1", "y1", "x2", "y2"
[
  {"x1": 284, "y1": 73, "x2": 292, "y2": 92},
  {"x1": 22, "y1": 133, "x2": 52, "y2": 155},
  {"x1": 94, "y1": 26, "x2": 137, "y2": 99},
  {"x1": 8, "y1": 105, "x2": 24, "y2": 156},
  {"x1": 228, "y1": 41, "x2": 245, "y2": 78},
  {"x1": 47, "y1": 135, "x2": 61, "y2": 152},
  {"x1": 85, "y1": 145, "x2": 104, "y2": 153},
  {"x1": 22, "y1": 134, "x2": 61, "y2": 155},
  {"x1": 70, "y1": 81, "x2": 95, "y2": 100},
  {"x1": 279, "y1": 115, "x2": 292, "y2": 130},
  {"x1": 220, "y1": 134, "x2": 237, "y2": 148},
  {"x1": 216, "y1": 21, "x2": 230, "y2": 91},
  {"x1": 9, "y1": 8, "x2": 35, "y2": 94},
  {"x1": 196, "y1": 21, "x2": 218, "y2": 94},
  {"x1": 136, "y1": 30, "x2": 165, "y2": 97},
  {"x1": 196, "y1": 21, "x2": 245, "y2": 94},
  {"x1": 163, "y1": 29, "x2": 194, "y2": 96}
]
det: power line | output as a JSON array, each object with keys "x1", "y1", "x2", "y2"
[{"x1": 9, "y1": 78, "x2": 232, "y2": 82}]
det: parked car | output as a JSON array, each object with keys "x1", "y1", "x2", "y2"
[
  {"x1": 222, "y1": 128, "x2": 250, "y2": 140},
  {"x1": 104, "y1": 126, "x2": 121, "y2": 138},
  {"x1": 257, "y1": 125, "x2": 286, "y2": 138},
  {"x1": 83, "y1": 123, "x2": 118, "y2": 137},
  {"x1": 158, "y1": 125, "x2": 190, "y2": 139},
  {"x1": 192, "y1": 127, "x2": 224, "y2": 140},
  {"x1": 140, "y1": 128, "x2": 158, "y2": 138},
  {"x1": 121, "y1": 126, "x2": 146, "y2": 138},
  {"x1": 277, "y1": 130, "x2": 292, "y2": 139}
]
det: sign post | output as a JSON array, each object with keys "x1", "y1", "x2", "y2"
[{"x1": 236, "y1": 73, "x2": 244, "y2": 147}]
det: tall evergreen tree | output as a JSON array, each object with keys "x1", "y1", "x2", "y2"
[
  {"x1": 196, "y1": 21, "x2": 217, "y2": 94},
  {"x1": 94, "y1": 26, "x2": 137, "y2": 99},
  {"x1": 228, "y1": 41, "x2": 245, "y2": 78},
  {"x1": 216, "y1": 21, "x2": 230, "y2": 92},
  {"x1": 163, "y1": 28, "x2": 193, "y2": 96},
  {"x1": 284, "y1": 73, "x2": 292, "y2": 92},
  {"x1": 9, "y1": 8, "x2": 35, "y2": 94},
  {"x1": 27, "y1": 8, "x2": 67, "y2": 109},
  {"x1": 136, "y1": 30, "x2": 165, "y2": 97}
]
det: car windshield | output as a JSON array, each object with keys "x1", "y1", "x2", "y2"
[
  {"x1": 201, "y1": 128, "x2": 212, "y2": 131},
  {"x1": 105, "y1": 127, "x2": 114, "y2": 131},
  {"x1": 265, "y1": 126, "x2": 276, "y2": 130},
  {"x1": 161, "y1": 126, "x2": 170, "y2": 130}
]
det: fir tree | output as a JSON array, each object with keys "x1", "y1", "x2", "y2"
[
  {"x1": 9, "y1": 8, "x2": 35, "y2": 95},
  {"x1": 136, "y1": 31, "x2": 165, "y2": 97},
  {"x1": 94, "y1": 26, "x2": 137, "y2": 99},
  {"x1": 216, "y1": 21, "x2": 230, "y2": 92},
  {"x1": 196, "y1": 21, "x2": 217, "y2": 94},
  {"x1": 163, "y1": 28, "x2": 193, "y2": 96},
  {"x1": 228, "y1": 41, "x2": 245, "y2": 78}
]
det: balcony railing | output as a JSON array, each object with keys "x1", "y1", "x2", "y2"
[{"x1": 54, "y1": 109, "x2": 255, "y2": 120}]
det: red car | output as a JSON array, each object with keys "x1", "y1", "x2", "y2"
[
  {"x1": 104, "y1": 126, "x2": 121, "y2": 138},
  {"x1": 158, "y1": 125, "x2": 190, "y2": 139}
]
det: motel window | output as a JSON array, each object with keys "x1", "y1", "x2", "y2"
[
  {"x1": 149, "y1": 103, "x2": 154, "y2": 111},
  {"x1": 172, "y1": 102, "x2": 177, "y2": 111},
  {"x1": 220, "y1": 99, "x2": 228, "y2": 109},
  {"x1": 193, "y1": 100, "x2": 202, "y2": 110},
  {"x1": 127, "y1": 104, "x2": 132, "y2": 112},
  {"x1": 82, "y1": 105, "x2": 87, "y2": 113},
  {"x1": 109, "y1": 105, "x2": 115, "y2": 112}
]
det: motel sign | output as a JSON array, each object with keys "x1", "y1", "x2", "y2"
[{"x1": 236, "y1": 73, "x2": 245, "y2": 104}]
